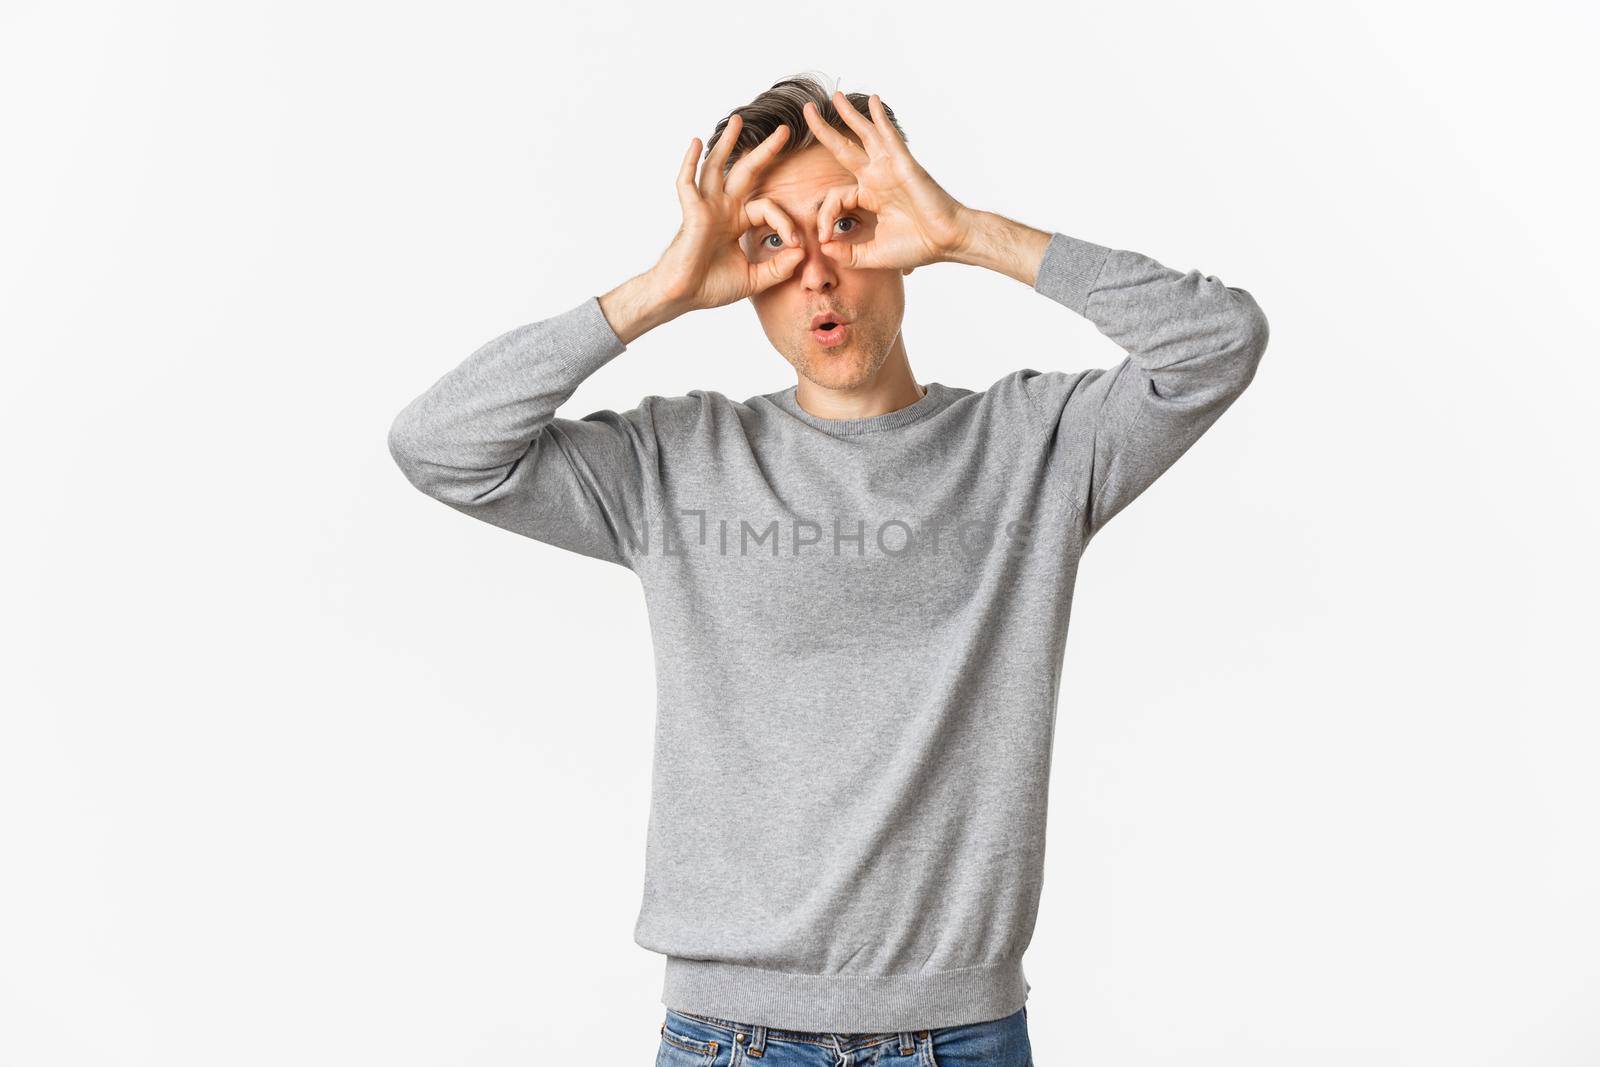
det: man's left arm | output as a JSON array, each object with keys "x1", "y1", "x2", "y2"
[{"x1": 948, "y1": 210, "x2": 1271, "y2": 538}]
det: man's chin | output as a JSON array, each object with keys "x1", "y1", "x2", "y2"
[
  {"x1": 796, "y1": 353, "x2": 874, "y2": 391},
  {"x1": 801, "y1": 368, "x2": 869, "y2": 393}
]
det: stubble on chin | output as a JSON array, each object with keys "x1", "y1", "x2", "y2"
[
  {"x1": 788, "y1": 326, "x2": 884, "y2": 391},
  {"x1": 797, "y1": 357, "x2": 868, "y2": 391}
]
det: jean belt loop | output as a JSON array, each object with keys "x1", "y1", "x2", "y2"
[
  {"x1": 748, "y1": 1022, "x2": 768, "y2": 1058},
  {"x1": 898, "y1": 1030, "x2": 915, "y2": 1054}
]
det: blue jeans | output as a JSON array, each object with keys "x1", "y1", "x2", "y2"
[{"x1": 657, "y1": 1005, "x2": 1032, "y2": 1067}]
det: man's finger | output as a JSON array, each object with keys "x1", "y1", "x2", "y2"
[
  {"x1": 816, "y1": 184, "x2": 859, "y2": 246},
  {"x1": 676, "y1": 137, "x2": 704, "y2": 213},
  {"x1": 743, "y1": 196, "x2": 800, "y2": 254},
  {"x1": 829, "y1": 90, "x2": 884, "y2": 156},
  {"x1": 801, "y1": 101, "x2": 869, "y2": 171},
  {"x1": 724, "y1": 121, "x2": 792, "y2": 199},
  {"x1": 752, "y1": 246, "x2": 805, "y2": 293},
  {"x1": 701, "y1": 113, "x2": 747, "y2": 198},
  {"x1": 866, "y1": 94, "x2": 914, "y2": 163},
  {"x1": 819, "y1": 241, "x2": 855, "y2": 269}
]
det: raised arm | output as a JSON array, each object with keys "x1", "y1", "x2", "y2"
[
  {"x1": 386, "y1": 279, "x2": 669, "y2": 569},
  {"x1": 783, "y1": 91, "x2": 1270, "y2": 540},
  {"x1": 948, "y1": 208, "x2": 1268, "y2": 536},
  {"x1": 1006, "y1": 225, "x2": 1270, "y2": 538},
  {"x1": 387, "y1": 113, "x2": 822, "y2": 568}
]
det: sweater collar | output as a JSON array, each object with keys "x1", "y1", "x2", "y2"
[{"x1": 766, "y1": 381, "x2": 953, "y2": 437}]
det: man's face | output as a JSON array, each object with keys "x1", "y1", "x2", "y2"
[{"x1": 741, "y1": 145, "x2": 911, "y2": 391}]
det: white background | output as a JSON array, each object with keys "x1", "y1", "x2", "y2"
[{"x1": 3, "y1": 1, "x2": 1596, "y2": 1064}]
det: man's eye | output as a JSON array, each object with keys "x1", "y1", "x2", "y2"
[{"x1": 761, "y1": 217, "x2": 858, "y2": 249}]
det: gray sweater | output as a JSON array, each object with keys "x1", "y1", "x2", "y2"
[{"x1": 387, "y1": 232, "x2": 1270, "y2": 1032}]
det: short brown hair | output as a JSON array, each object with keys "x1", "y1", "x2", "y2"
[{"x1": 704, "y1": 71, "x2": 909, "y2": 179}]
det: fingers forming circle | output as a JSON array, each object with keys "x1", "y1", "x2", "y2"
[
  {"x1": 743, "y1": 196, "x2": 799, "y2": 253},
  {"x1": 816, "y1": 183, "x2": 859, "y2": 246}
]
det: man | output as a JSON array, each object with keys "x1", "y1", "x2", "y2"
[{"x1": 387, "y1": 73, "x2": 1270, "y2": 1059}]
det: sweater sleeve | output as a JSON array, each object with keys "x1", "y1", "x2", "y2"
[
  {"x1": 1021, "y1": 232, "x2": 1270, "y2": 539},
  {"x1": 386, "y1": 295, "x2": 655, "y2": 571}
]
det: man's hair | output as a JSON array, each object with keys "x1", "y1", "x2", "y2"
[{"x1": 705, "y1": 71, "x2": 909, "y2": 178}]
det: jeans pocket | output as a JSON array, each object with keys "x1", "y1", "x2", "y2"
[
  {"x1": 658, "y1": 1016, "x2": 720, "y2": 1067},
  {"x1": 926, "y1": 1007, "x2": 1030, "y2": 1067}
]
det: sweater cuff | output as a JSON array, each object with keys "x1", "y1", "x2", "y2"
[
  {"x1": 1032, "y1": 232, "x2": 1113, "y2": 316},
  {"x1": 540, "y1": 293, "x2": 630, "y2": 377}
]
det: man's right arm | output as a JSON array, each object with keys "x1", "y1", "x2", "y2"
[
  {"x1": 388, "y1": 117, "x2": 821, "y2": 568},
  {"x1": 385, "y1": 270, "x2": 687, "y2": 571}
]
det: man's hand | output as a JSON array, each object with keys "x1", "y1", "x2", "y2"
[
  {"x1": 800, "y1": 90, "x2": 975, "y2": 271},
  {"x1": 648, "y1": 115, "x2": 810, "y2": 313}
]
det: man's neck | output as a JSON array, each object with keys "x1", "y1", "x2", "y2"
[{"x1": 792, "y1": 346, "x2": 924, "y2": 421}]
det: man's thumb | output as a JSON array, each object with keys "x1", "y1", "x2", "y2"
[{"x1": 758, "y1": 248, "x2": 805, "y2": 289}]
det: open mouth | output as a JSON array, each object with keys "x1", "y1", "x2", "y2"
[{"x1": 810, "y1": 322, "x2": 849, "y2": 347}]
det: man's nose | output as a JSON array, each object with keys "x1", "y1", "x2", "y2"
[{"x1": 797, "y1": 234, "x2": 840, "y2": 288}]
